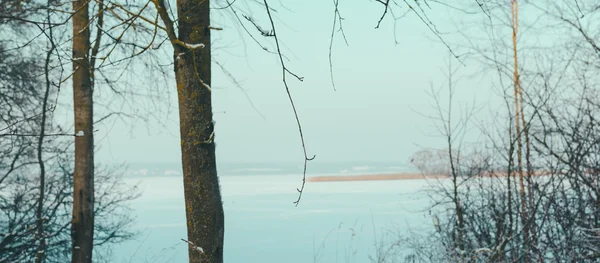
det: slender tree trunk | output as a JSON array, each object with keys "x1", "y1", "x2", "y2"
[
  {"x1": 511, "y1": 1, "x2": 529, "y2": 261},
  {"x1": 519, "y1": 37, "x2": 537, "y2": 259},
  {"x1": 71, "y1": 0, "x2": 95, "y2": 262},
  {"x1": 445, "y1": 61, "x2": 464, "y2": 253},
  {"x1": 34, "y1": 5, "x2": 56, "y2": 262},
  {"x1": 522, "y1": 91, "x2": 538, "y2": 258},
  {"x1": 172, "y1": 1, "x2": 224, "y2": 262}
]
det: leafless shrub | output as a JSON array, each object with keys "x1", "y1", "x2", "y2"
[
  {"x1": 0, "y1": 19, "x2": 139, "y2": 261},
  {"x1": 399, "y1": 1, "x2": 600, "y2": 262}
]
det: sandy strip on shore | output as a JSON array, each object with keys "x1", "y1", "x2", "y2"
[
  {"x1": 306, "y1": 173, "x2": 448, "y2": 182},
  {"x1": 307, "y1": 171, "x2": 553, "y2": 182}
]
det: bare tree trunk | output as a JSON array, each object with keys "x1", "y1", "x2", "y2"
[
  {"x1": 152, "y1": 0, "x2": 225, "y2": 262},
  {"x1": 34, "y1": 4, "x2": 57, "y2": 262},
  {"x1": 511, "y1": 0, "x2": 529, "y2": 261},
  {"x1": 34, "y1": 20, "x2": 54, "y2": 263},
  {"x1": 445, "y1": 59, "x2": 464, "y2": 254},
  {"x1": 506, "y1": 131, "x2": 515, "y2": 261},
  {"x1": 71, "y1": 0, "x2": 95, "y2": 262},
  {"x1": 521, "y1": 82, "x2": 537, "y2": 259},
  {"x1": 451, "y1": 159, "x2": 464, "y2": 253},
  {"x1": 176, "y1": 1, "x2": 224, "y2": 261},
  {"x1": 518, "y1": 38, "x2": 537, "y2": 260}
]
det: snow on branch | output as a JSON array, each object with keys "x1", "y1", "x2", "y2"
[
  {"x1": 181, "y1": 238, "x2": 204, "y2": 254},
  {"x1": 172, "y1": 39, "x2": 205, "y2": 50}
]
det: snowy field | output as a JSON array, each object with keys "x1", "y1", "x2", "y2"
[{"x1": 111, "y1": 172, "x2": 436, "y2": 263}]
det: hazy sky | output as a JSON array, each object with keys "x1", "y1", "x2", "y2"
[{"x1": 64, "y1": 1, "x2": 508, "y2": 165}]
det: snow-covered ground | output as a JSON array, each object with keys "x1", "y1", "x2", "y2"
[{"x1": 112, "y1": 174, "x2": 435, "y2": 262}]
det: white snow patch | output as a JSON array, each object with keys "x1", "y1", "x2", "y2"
[
  {"x1": 182, "y1": 239, "x2": 205, "y2": 254},
  {"x1": 432, "y1": 215, "x2": 440, "y2": 227},
  {"x1": 75, "y1": 130, "x2": 84, "y2": 137},
  {"x1": 199, "y1": 79, "x2": 211, "y2": 91},
  {"x1": 183, "y1": 42, "x2": 205, "y2": 49}
]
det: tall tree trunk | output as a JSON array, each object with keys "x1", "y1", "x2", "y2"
[
  {"x1": 511, "y1": 0, "x2": 529, "y2": 261},
  {"x1": 170, "y1": 1, "x2": 225, "y2": 262},
  {"x1": 71, "y1": 0, "x2": 95, "y2": 262},
  {"x1": 34, "y1": 4, "x2": 56, "y2": 262}
]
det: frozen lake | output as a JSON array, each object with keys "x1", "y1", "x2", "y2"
[{"x1": 112, "y1": 173, "x2": 436, "y2": 263}]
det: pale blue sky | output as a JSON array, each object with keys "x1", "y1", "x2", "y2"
[{"x1": 67, "y1": 1, "x2": 512, "y2": 165}]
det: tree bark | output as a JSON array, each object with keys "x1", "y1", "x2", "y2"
[
  {"x1": 34, "y1": 24, "x2": 54, "y2": 263},
  {"x1": 174, "y1": 1, "x2": 225, "y2": 262},
  {"x1": 511, "y1": 1, "x2": 529, "y2": 261},
  {"x1": 71, "y1": 0, "x2": 95, "y2": 262}
]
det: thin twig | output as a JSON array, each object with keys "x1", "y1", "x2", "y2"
[
  {"x1": 328, "y1": 0, "x2": 349, "y2": 91},
  {"x1": 402, "y1": 0, "x2": 465, "y2": 66},
  {"x1": 214, "y1": 60, "x2": 267, "y2": 121},
  {"x1": 262, "y1": 0, "x2": 314, "y2": 206},
  {"x1": 375, "y1": 0, "x2": 390, "y2": 29}
]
